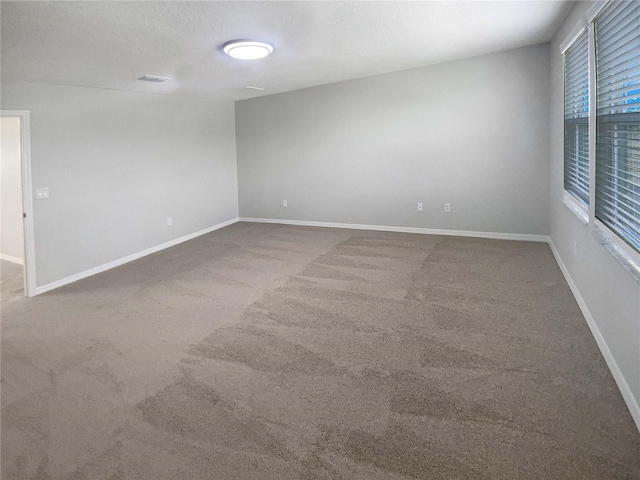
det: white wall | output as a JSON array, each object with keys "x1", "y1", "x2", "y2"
[
  {"x1": 0, "y1": 83, "x2": 238, "y2": 287},
  {"x1": 1, "y1": 116, "x2": 24, "y2": 263},
  {"x1": 549, "y1": 2, "x2": 640, "y2": 427},
  {"x1": 236, "y1": 44, "x2": 551, "y2": 236}
]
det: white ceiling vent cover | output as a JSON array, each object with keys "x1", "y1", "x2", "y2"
[{"x1": 138, "y1": 75, "x2": 171, "y2": 82}]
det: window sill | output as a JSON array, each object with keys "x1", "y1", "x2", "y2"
[
  {"x1": 592, "y1": 225, "x2": 640, "y2": 284},
  {"x1": 562, "y1": 191, "x2": 589, "y2": 225}
]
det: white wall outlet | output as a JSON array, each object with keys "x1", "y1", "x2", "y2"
[
  {"x1": 167, "y1": 217, "x2": 173, "y2": 227},
  {"x1": 282, "y1": 200, "x2": 288, "y2": 207},
  {"x1": 417, "y1": 203, "x2": 423, "y2": 212},
  {"x1": 35, "y1": 188, "x2": 49, "y2": 199},
  {"x1": 444, "y1": 203, "x2": 451, "y2": 213}
]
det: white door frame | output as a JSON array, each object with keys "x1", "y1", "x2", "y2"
[{"x1": 1, "y1": 110, "x2": 36, "y2": 297}]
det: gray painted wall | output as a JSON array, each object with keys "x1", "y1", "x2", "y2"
[
  {"x1": 1, "y1": 116, "x2": 24, "y2": 262},
  {"x1": 550, "y1": 3, "x2": 640, "y2": 422},
  {"x1": 1, "y1": 83, "x2": 238, "y2": 286},
  {"x1": 236, "y1": 44, "x2": 550, "y2": 235}
]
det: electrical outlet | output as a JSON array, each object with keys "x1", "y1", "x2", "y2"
[
  {"x1": 444, "y1": 203, "x2": 451, "y2": 213},
  {"x1": 167, "y1": 217, "x2": 173, "y2": 227},
  {"x1": 417, "y1": 203, "x2": 423, "y2": 212},
  {"x1": 35, "y1": 188, "x2": 49, "y2": 199},
  {"x1": 283, "y1": 200, "x2": 288, "y2": 207}
]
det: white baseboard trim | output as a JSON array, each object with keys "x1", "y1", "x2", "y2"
[
  {"x1": 238, "y1": 217, "x2": 550, "y2": 243},
  {"x1": 548, "y1": 240, "x2": 640, "y2": 433},
  {"x1": 35, "y1": 217, "x2": 239, "y2": 296},
  {"x1": 1, "y1": 253, "x2": 24, "y2": 265}
]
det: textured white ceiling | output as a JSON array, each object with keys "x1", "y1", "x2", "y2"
[{"x1": 1, "y1": 1, "x2": 573, "y2": 101}]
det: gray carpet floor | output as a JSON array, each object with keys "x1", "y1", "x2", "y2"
[{"x1": 2, "y1": 222, "x2": 639, "y2": 479}]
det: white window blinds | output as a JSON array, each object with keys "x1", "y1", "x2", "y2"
[
  {"x1": 564, "y1": 29, "x2": 590, "y2": 205},
  {"x1": 595, "y1": 0, "x2": 640, "y2": 251}
]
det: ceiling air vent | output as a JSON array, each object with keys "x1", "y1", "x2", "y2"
[{"x1": 138, "y1": 75, "x2": 171, "y2": 82}]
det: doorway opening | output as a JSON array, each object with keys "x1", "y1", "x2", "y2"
[{"x1": 1, "y1": 111, "x2": 36, "y2": 297}]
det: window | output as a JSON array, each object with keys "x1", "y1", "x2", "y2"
[
  {"x1": 594, "y1": 0, "x2": 640, "y2": 252},
  {"x1": 564, "y1": 29, "x2": 590, "y2": 206}
]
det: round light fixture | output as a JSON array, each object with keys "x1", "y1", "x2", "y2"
[{"x1": 223, "y1": 40, "x2": 274, "y2": 60}]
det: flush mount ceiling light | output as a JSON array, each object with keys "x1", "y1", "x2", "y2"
[
  {"x1": 138, "y1": 75, "x2": 171, "y2": 82},
  {"x1": 223, "y1": 40, "x2": 273, "y2": 60}
]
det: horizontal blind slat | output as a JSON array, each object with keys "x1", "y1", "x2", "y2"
[
  {"x1": 597, "y1": 164, "x2": 640, "y2": 181},
  {"x1": 566, "y1": 186, "x2": 590, "y2": 205},
  {"x1": 595, "y1": 204, "x2": 640, "y2": 244},
  {"x1": 565, "y1": 164, "x2": 590, "y2": 181},
  {"x1": 597, "y1": 0, "x2": 639, "y2": 33},
  {"x1": 596, "y1": 1, "x2": 640, "y2": 38},
  {"x1": 597, "y1": 80, "x2": 640, "y2": 101},
  {"x1": 596, "y1": 193, "x2": 640, "y2": 225},
  {"x1": 597, "y1": 41, "x2": 640, "y2": 72},
  {"x1": 565, "y1": 38, "x2": 589, "y2": 60},
  {"x1": 595, "y1": 175, "x2": 640, "y2": 206},
  {"x1": 566, "y1": 168, "x2": 590, "y2": 183},
  {"x1": 597, "y1": 205, "x2": 640, "y2": 237},
  {"x1": 597, "y1": 17, "x2": 640, "y2": 58}
]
